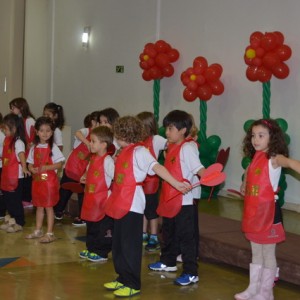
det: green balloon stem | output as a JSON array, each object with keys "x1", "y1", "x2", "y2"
[
  {"x1": 199, "y1": 100, "x2": 207, "y2": 143},
  {"x1": 262, "y1": 81, "x2": 271, "y2": 119},
  {"x1": 153, "y1": 79, "x2": 161, "y2": 123}
]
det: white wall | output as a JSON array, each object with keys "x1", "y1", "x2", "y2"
[{"x1": 24, "y1": 0, "x2": 300, "y2": 210}]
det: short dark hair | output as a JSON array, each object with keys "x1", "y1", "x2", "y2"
[{"x1": 163, "y1": 110, "x2": 193, "y2": 137}]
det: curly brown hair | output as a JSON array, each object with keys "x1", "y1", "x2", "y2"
[
  {"x1": 242, "y1": 119, "x2": 289, "y2": 159},
  {"x1": 113, "y1": 116, "x2": 146, "y2": 144}
]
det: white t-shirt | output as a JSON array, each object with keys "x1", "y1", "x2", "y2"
[
  {"x1": 179, "y1": 142, "x2": 204, "y2": 205},
  {"x1": 129, "y1": 145, "x2": 158, "y2": 214},
  {"x1": 73, "y1": 128, "x2": 89, "y2": 149},
  {"x1": 25, "y1": 117, "x2": 35, "y2": 139},
  {"x1": 15, "y1": 139, "x2": 26, "y2": 178},
  {"x1": 54, "y1": 128, "x2": 63, "y2": 147},
  {"x1": 152, "y1": 135, "x2": 167, "y2": 158},
  {"x1": 268, "y1": 159, "x2": 281, "y2": 199},
  {"x1": 189, "y1": 140, "x2": 201, "y2": 199},
  {"x1": 27, "y1": 143, "x2": 65, "y2": 171},
  {"x1": 0, "y1": 131, "x2": 5, "y2": 168}
]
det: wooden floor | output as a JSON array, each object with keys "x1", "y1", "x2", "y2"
[{"x1": 0, "y1": 197, "x2": 300, "y2": 300}]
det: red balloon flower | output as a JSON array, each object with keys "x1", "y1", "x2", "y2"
[
  {"x1": 181, "y1": 56, "x2": 224, "y2": 102},
  {"x1": 244, "y1": 31, "x2": 292, "y2": 82},
  {"x1": 139, "y1": 40, "x2": 180, "y2": 81}
]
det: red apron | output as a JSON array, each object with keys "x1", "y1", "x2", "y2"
[
  {"x1": 31, "y1": 145, "x2": 59, "y2": 207},
  {"x1": 81, "y1": 154, "x2": 109, "y2": 221},
  {"x1": 157, "y1": 140, "x2": 188, "y2": 218},
  {"x1": 242, "y1": 151, "x2": 275, "y2": 233},
  {"x1": 1, "y1": 136, "x2": 19, "y2": 191},
  {"x1": 105, "y1": 144, "x2": 142, "y2": 219},
  {"x1": 24, "y1": 118, "x2": 35, "y2": 158},
  {"x1": 142, "y1": 136, "x2": 160, "y2": 194},
  {"x1": 65, "y1": 130, "x2": 91, "y2": 181}
]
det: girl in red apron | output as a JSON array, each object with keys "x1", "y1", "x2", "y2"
[
  {"x1": 0, "y1": 113, "x2": 29, "y2": 233},
  {"x1": 26, "y1": 117, "x2": 65, "y2": 243},
  {"x1": 54, "y1": 111, "x2": 100, "y2": 225},
  {"x1": 78, "y1": 126, "x2": 114, "y2": 262},
  {"x1": 235, "y1": 119, "x2": 289, "y2": 300},
  {"x1": 9, "y1": 97, "x2": 35, "y2": 206},
  {"x1": 136, "y1": 111, "x2": 167, "y2": 252}
]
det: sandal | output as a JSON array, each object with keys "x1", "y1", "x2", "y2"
[
  {"x1": 25, "y1": 230, "x2": 43, "y2": 239},
  {"x1": 39, "y1": 233, "x2": 57, "y2": 243}
]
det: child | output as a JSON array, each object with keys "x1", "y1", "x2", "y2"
[
  {"x1": 79, "y1": 126, "x2": 114, "y2": 262},
  {"x1": 0, "y1": 113, "x2": 30, "y2": 232},
  {"x1": 0, "y1": 113, "x2": 7, "y2": 219},
  {"x1": 54, "y1": 111, "x2": 100, "y2": 225},
  {"x1": 148, "y1": 110, "x2": 205, "y2": 286},
  {"x1": 234, "y1": 119, "x2": 288, "y2": 300},
  {"x1": 136, "y1": 111, "x2": 167, "y2": 251},
  {"x1": 26, "y1": 117, "x2": 65, "y2": 243},
  {"x1": 98, "y1": 107, "x2": 120, "y2": 156},
  {"x1": 103, "y1": 116, "x2": 190, "y2": 297},
  {"x1": 43, "y1": 102, "x2": 65, "y2": 151},
  {"x1": 9, "y1": 97, "x2": 35, "y2": 205}
]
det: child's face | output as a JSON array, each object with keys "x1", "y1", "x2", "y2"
[
  {"x1": 37, "y1": 124, "x2": 53, "y2": 144},
  {"x1": 90, "y1": 134, "x2": 106, "y2": 154},
  {"x1": 251, "y1": 125, "x2": 270, "y2": 152},
  {"x1": 165, "y1": 124, "x2": 186, "y2": 145},
  {"x1": 2, "y1": 125, "x2": 14, "y2": 137},
  {"x1": 99, "y1": 116, "x2": 112, "y2": 128},
  {"x1": 91, "y1": 120, "x2": 99, "y2": 129},
  {"x1": 10, "y1": 105, "x2": 21, "y2": 116},
  {"x1": 43, "y1": 109, "x2": 57, "y2": 121}
]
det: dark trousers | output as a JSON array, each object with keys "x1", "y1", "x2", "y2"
[
  {"x1": 112, "y1": 212, "x2": 143, "y2": 290},
  {"x1": 22, "y1": 173, "x2": 32, "y2": 202},
  {"x1": 54, "y1": 171, "x2": 84, "y2": 216},
  {"x1": 3, "y1": 179, "x2": 25, "y2": 226},
  {"x1": 193, "y1": 199, "x2": 200, "y2": 258},
  {"x1": 0, "y1": 168, "x2": 7, "y2": 216},
  {"x1": 86, "y1": 216, "x2": 113, "y2": 258},
  {"x1": 160, "y1": 205, "x2": 198, "y2": 275}
]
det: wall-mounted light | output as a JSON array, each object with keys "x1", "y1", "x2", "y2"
[{"x1": 82, "y1": 26, "x2": 91, "y2": 48}]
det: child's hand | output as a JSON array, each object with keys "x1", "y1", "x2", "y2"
[
  {"x1": 80, "y1": 175, "x2": 86, "y2": 184},
  {"x1": 23, "y1": 166, "x2": 31, "y2": 177},
  {"x1": 29, "y1": 167, "x2": 39, "y2": 174},
  {"x1": 175, "y1": 181, "x2": 191, "y2": 194}
]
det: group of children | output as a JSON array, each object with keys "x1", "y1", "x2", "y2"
[{"x1": 0, "y1": 97, "x2": 298, "y2": 299}]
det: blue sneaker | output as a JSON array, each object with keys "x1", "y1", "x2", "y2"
[
  {"x1": 79, "y1": 249, "x2": 90, "y2": 259},
  {"x1": 145, "y1": 237, "x2": 160, "y2": 252},
  {"x1": 143, "y1": 233, "x2": 149, "y2": 245},
  {"x1": 174, "y1": 273, "x2": 199, "y2": 286},
  {"x1": 148, "y1": 261, "x2": 177, "y2": 272},
  {"x1": 87, "y1": 252, "x2": 108, "y2": 262}
]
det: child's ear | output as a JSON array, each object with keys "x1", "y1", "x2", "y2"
[{"x1": 180, "y1": 127, "x2": 187, "y2": 136}]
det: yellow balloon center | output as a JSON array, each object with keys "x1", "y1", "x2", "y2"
[
  {"x1": 190, "y1": 74, "x2": 196, "y2": 81},
  {"x1": 143, "y1": 55, "x2": 149, "y2": 61},
  {"x1": 246, "y1": 49, "x2": 256, "y2": 59}
]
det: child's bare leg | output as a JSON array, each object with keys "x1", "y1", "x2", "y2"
[
  {"x1": 36, "y1": 207, "x2": 45, "y2": 230},
  {"x1": 45, "y1": 207, "x2": 55, "y2": 233}
]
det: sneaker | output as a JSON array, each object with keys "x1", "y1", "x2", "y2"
[
  {"x1": 113, "y1": 286, "x2": 140, "y2": 297},
  {"x1": 143, "y1": 232, "x2": 149, "y2": 245},
  {"x1": 87, "y1": 252, "x2": 108, "y2": 262},
  {"x1": 148, "y1": 261, "x2": 177, "y2": 272},
  {"x1": 79, "y1": 249, "x2": 90, "y2": 259},
  {"x1": 174, "y1": 273, "x2": 199, "y2": 286},
  {"x1": 72, "y1": 217, "x2": 86, "y2": 227},
  {"x1": 54, "y1": 212, "x2": 63, "y2": 220},
  {"x1": 6, "y1": 224, "x2": 23, "y2": 233},
  {"x1": 176, "y1": 254, "x2": 183, "y2": 262},
  {"x1": 104, "y1": 280, "x2": 124, "y2": 291},
  {"x1": 145, "y1": 237, "x2": 160, "y2": 252}
]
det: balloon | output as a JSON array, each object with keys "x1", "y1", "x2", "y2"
[
  {"x1": 139, "y1": 61, "x2": 149, "y2": 70},
  {"x1": 154, "y1": 40, "x2": 170, "y2": 52},
  {"x1": 199, "y1": 141, "x2": 211, "y2": 157},
  {"x1": 187, "y1": 81, "x2": 198, "y2": 92},
  {"x1": 210, "y1": 63, "x2": 223, "y2": 77},
  {"x1": 183, "y1": 88, "x2": 197, "y2": 102},
  {"x1": 209, "y1": 80, "x2": 224, "y2": 95},
  {"x1": 276, "y1": 118, "x2": 288, "y2": 132},
  {"x1": 205, "y1": 67, "x2": 219, "y2": 82},
  {"x1": 246, "y1": 66, "x2": 259, "y2": 81},
  {"x1": 193, "y1": 56, "x2": 208, "y2": 70},
  {"x1": 142, "y1": 70, "x2": 152, "y2": 81},
  {"x1": 244, "y1": 55, "x2": 253, "y2": 66},
  {"x1": 262, "y1": 53, "x2": 280, "y2": 69},
  {"x1": 207, "y1": 135, "x2": 221, "y2": 150},
  {"x1": 276, "y1": 45, "x2": 292, "y2": 61},
  {"x1": 272, "y1": 62, "x2": 289, "y2": 79},
  {"x1": 261, "y1": 32, "x2": 278, "y2": 51},
  {"x1": 284, "y1": 133, "x2": 290, "y2": 145},
  {"x1": 252, "y1": 57, "x2": 262, "y2": 67},
  {"x1": 144, "y1": 45, "x2": 157, "y2": 58},
  {"x1": 181, "y1": 72, "x2": 190, "y2": 86},
  {"x1": 197, "y1": 84, "x2": 212, "y2": 101},
  {"x1": 162, "y1": 64, "x2": 174, "y2": 77},
  {"x1": 155, "y1": 53, "x2": 169, "y2": 68},
  {"x1": 167, "y1": 49, "x2": 180, "y2": 62},
  {"x1": 241, "y1": 156, "x2": 252, "y2": 169},
  {"x1": 250, "y1": 31, "x2": 263, "y2": 48},
  {"x1": 149, "y1": 66, "x2": 162, "y2": 79},
  {"x1": 273, "y1": 31, "x2": 285, "y2": 45},
  {"x1": 243, "y1": 119, "x2": 254, "y2": 132},
  {"x1": 195, "y1": 75, "x2": 206, "y2": 85},
  {"x1": 147, "y1": 58, "x2": 155, "y2": 68},
  {"x1": 186, "y1": 67, "x2": 194, "y2": 76},
  {"x1": 209, "y1": 150, "x2": 218, "y2": 163},
  {"x1": 257, "y1": 67, "x2": 272, "y2": 83},
  {"x1": 255, "y1": 47, "x2": 265, "y2": 58},
  {"x1": 158, "y1": 126, "x2": 166, "y2": 138},
  {"x1": 246, "y1": 48, "x2": 256, "y2": 59}
]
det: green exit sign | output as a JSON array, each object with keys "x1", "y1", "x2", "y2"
[{"x1": 116, "y1": 65, "x2": 124, "y2": 73}]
